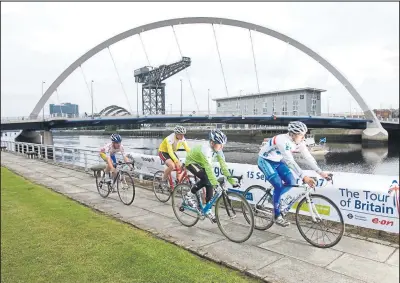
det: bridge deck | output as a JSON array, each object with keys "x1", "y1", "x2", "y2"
[{"x1": 1, "y1": 152, "x2": 398, "y2": 283}]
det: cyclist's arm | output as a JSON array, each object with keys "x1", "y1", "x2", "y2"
[
  {"x1": 298, "y1": 143, "x2": 322, "y2": 174},
  {"x1": 215, "y1": 151, "x2": 235, "y2": 185},
  {"x1": 182, "y1": 141, "x2": 190, "y2": 152},
  {"x1": 119, "y1": 145, "x2": 130, "y2": 163},
  {"x1": 196, "y1": 146, "x2": 218, "y2": 186},
  {"x1": 276, "y1": 137, "x2": 307, "y2": 179},
  {"x1": 167, "y1": 142, "x2": 179, "y2": 163}
]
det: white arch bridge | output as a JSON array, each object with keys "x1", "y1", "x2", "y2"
[{"x1": 4, "y1": 17, "x2": 393, "y2": 144}]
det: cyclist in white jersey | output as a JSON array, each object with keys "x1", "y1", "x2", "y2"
[
  {"x1": 100, "y1": 134, "x2": 132, "y2": 185},
  {"x1": 258, "y1": 121, "x2": 331, "y2": 227}
]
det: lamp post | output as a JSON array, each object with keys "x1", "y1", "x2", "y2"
[
  {"x1": 180, "y1": 78, "x2": 183, "y2": 116},
  {"x1": 136, "y1": 81, "x2": 139, "y2": 117},
  {"x1": 42, "y1": 81, "x2": 46, "y2": 120},
  {"x1": 170, "y1": 104, "x2": 172, "y2": 114},
  {"x1": 208, "y1": 89, "x2": 210, "y2": 115},
  {"x1": 91, "y1": 80, "x2": 94, "y2": 119}
]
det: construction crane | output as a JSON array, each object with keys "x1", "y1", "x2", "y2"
[{"x1": 134, "y1": 57, "x2": 191, "y2": 116}]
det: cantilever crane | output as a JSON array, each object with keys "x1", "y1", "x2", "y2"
[{"x1": 134, "y1": 57, "x2": 191, "y2": 115}]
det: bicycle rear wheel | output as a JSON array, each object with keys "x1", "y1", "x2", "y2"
[
  {"x1": 96, "y1": 170, "x2": 110, "y2": 198},
  {"x1": 171, "y1": 183, "x2": 200, "y2": 227},
  {"x1": 153, "y1": 171, "x2": 171, "y2": 203},
  {"x1": 117, "y1": 171, "x2": 135, "y2": 205},
  {"x1": 243, "y1": 185, "x2": 274, "y2": 230},
  {"x1": 295, "y1": 194, "x2": 345, "y2": 248},
  {"x1": 215, "y1": 191, "x2": 254, "y2": 243}
]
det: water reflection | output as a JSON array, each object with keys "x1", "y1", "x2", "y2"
[{"x1": 50, "y1": 134, "x2": 399, "y2": 177}]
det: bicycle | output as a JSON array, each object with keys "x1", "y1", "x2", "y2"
[
  {"x1": 242, "y1": 173, "x2": 345, "y2": 248},
  {"x1": 95, "y1": 160, "x2": 136, "y2": 205},
  {"x1": 172, "y1": 175, "x2": 255, "y2": 243},
  {"x1": 152, "y1": 164, "x2": 200, "y2": 203}
]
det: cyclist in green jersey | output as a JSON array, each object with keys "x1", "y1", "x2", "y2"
[{"x1": 184, "y1": 129, "x2": 238, "y2": 222}]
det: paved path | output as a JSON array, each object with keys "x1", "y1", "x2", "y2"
[{"x1": 1, "y1": 152, "x2": 398, "y2": 283}]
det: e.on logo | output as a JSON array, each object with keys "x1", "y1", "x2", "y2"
[{"x1": 372, "y1": 217, "x2": 394, "y2": 226}]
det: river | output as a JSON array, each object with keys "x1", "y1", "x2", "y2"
[{"x1": 51, "y1": 134, "x2": 399, "y2": 177}]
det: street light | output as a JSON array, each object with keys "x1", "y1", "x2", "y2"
[
  {"x1": 170, "y1": 104, "x2": 172, "y2": 114},
  {"x1": 41, "y1": 81, "x2": 46, "y2": 120},
  {"x1": 91, "y1": 80, "x2": 94, "y2": 119},
  {"x1": 180, "y1": 78, "x2": 183, "y2": 116},
  {"x1": 208, "y1": 89, "x2": 210, "y2": 115},
  {"x1": 136, "y1": 81, "x2": 139, "y2": 117}
]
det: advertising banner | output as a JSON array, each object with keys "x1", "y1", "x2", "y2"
[{"x1": 128, "y1": 152, "x2": 399, "y2": 233}]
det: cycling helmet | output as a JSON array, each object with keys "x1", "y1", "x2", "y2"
[
  {"x1": 288, "y1": 121, "x2": 308, "y2": 135},
  {"x1": 110, "y1": 133, "x2": 122, "y2": 143},
  {"x1": 174, "y1": 125, "x2": 186, "y2": 135},
  {"x1": 209, "y1": 129, "x2": 227, "y2": 144}
]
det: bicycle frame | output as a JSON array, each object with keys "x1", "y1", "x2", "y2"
[
  {"x1": 167, "y1": 166, "x2": 190, "y2": 191},
  {"x1": 254, "y1": 175, "x2": 333, "y2": 222}
]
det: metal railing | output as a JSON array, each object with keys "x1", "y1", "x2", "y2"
[
  {"x1": 0, "y1": 140, "x2": 109, "y2": 173},
  {"x1": 2, "y1": 111, "x2": 398, "y2": 124}
]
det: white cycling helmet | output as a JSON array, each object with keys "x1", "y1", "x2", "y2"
[
  {"x1": 174, "y1": 125, "x2": 186, "y2": 135},
  {"x1": 288, "y1": 121, "x2": 308, "y2": 135},
  {"x1": 209, "y1": 129, "x2": 227, "y2": 145}
]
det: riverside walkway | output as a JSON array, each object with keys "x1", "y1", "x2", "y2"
[{"x1": 1, "y1": 152, "x2": 398, "y2": 283}]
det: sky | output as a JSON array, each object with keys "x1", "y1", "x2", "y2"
[{"x1": 1, "y1": 2, "x2": 399, "y2": 117}]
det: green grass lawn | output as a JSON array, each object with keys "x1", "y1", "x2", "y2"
[{"x1": 1, "y1": 167, "x2": 260, "y2": 283}]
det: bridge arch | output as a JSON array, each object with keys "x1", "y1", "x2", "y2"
[{"x1": 29, "y1": 17, "x2": 386, "y2": 138}]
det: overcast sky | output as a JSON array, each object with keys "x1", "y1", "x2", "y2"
[{"x1": 1, "y1": 2, "x2": 398, "y2": 117}]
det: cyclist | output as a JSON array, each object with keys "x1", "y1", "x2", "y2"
[
  {"x1": 258, "y1": 121, "x2": 331, "y2": 227},
  {"x1": 184, "y1": 129, "x2": 238, "y2": 222},
  {"x1": 100, "y1": 133, "x2": 131, "y2": 185},
  {"x1": 158, "y1": 125, "x2": 190, "y2": 188}
]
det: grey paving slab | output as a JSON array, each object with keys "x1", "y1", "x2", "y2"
[
  {"x1": 332, "y1": 236, "x2": 396, "y2": 262},
  {"x1": 258, "y1": 236, "x2": 343, "y2": 267},
  {"x1": 57, "y1": 176, "x2": 87, "y2": 184},
  {"x1": 145, "y1": 203, "x2": 176, "y2": 218},
  {"x1": 199, "y1": 239, "x2": 283, "y2": 271},
  {"x1": 126, "y1": 213, "x2": 181, "y2": 231},
  {"x1": 266, "y1": 223, "x2": 308, "y2": 242},
  {"x1": 252, "y1": 257, "x2": 363, "y2": 283},
  {"x1": 129, "y1": 195, "x2": 166, "y2": 209},
  {"x1": 327, "y1": 253, "x2": 399, "y2": 283},
  {"x1": 386, "y1": 249, "x2": 399, "y2": 267},
  {"x1": 105, "y1": 203, "x2": 150, "y2": 220},
  {"x1": 160, "y1": 225, "x2": 226, "y2": 248}
]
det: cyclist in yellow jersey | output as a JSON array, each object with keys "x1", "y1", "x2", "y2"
[{"x1": 158, "y1": 125, "x2": 190, "y2": 187}]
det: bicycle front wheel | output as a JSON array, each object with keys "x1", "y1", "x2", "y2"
[
  {"x1": 153, "y1": 171, "x2": 171, "y2": 203},
  {"x1": 215, "y1": 191, "x2": 254, "y2": 243},
  {"x1": 171, "y1": 183, "x2": 200, "y2": 227},
  {"x1": 117, "y1": 172, "x2": 135, "y2": 205},
  {"x1": 295, "y1": 194, "x2": 345, "y2": 248}
]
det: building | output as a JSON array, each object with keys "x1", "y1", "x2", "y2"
[
  {"x1": 213, "y1": 87, "x2": 326, "y2": 117},
  {"x1": 373, "y1": 109, "x2": 399, "y2": 119},
  {"x1": 49, "y1": 103, "x2": 79, "y2": 118}
]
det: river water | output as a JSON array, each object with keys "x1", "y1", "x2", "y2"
[{"x1": 51, "y1": 134, "x2": 399, "y2": 177}]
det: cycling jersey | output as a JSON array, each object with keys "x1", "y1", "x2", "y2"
[
  {"x1": 185, "y1": 144, "x2": 235, "y2": 187},
  {"x1": 158, "y1": 133, "x2": 190, "y2": 163},
  {"x1": 258, "y1": 133, "x2": 321, "y2": 179},
  {"x1": 100, "y1": 142, "x2": 126, "y2": 161}
]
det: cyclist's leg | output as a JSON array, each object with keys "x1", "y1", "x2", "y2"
[
  {"x1": 159, "y1": 152, "x2": 176, "y2": 182},
  {"x1": 276, "y1": 162, "x2": 297, "y2": 190},
  {"x1": 100, "y1": 152, "x2": 114, "y2": 181},
  {"x1": 257, "y1": 157, "x2": 285, "y2": 218},
  {"x1": 187, "y1": 164, "x2": 215, "y2": 220},
  {"x1": 110, "y1": 154, "x2": 117, "y2": 178}
]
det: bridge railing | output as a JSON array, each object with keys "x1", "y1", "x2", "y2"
[{"x1": 1, "y1": 111, "x2": 398, "y2": 124}]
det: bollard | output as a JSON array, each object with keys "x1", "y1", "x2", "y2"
[
  {"x1": 61, "y1": 148, "x2": 65, "y2": 163},
  {"x1": 45, "y1": 146, "x2": 48, "y2": 161},
  {"x1": 84, "y1": 152, "x2": 88, "y2": 172}
]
